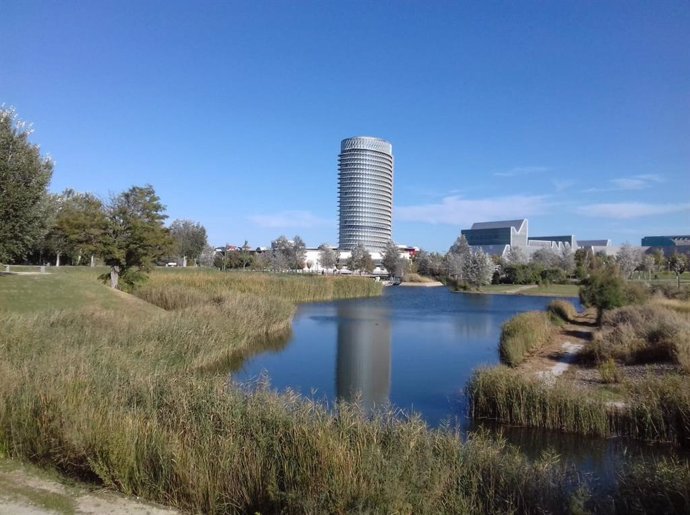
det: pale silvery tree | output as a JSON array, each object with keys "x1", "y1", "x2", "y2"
[
  {"x1": 616, "y1": 243, "x2": 642, "y2": 279},
  {"x1": 466, "y1": 249, "x2": 495, "y2": 288},
  {"x1": 506, "y1": 245, "x2": 527, "y2": 265},
  {"x1": 317, "y1": 243, "x2": 337, "y2": 272}
]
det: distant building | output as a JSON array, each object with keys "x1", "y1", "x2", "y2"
[
  {"x1": 461, "y1": 219, "x2": 528, "y2": 248},
  {"x1": 641, "y1": 235, "x2": 690, "y2": 247},
  {"x1": 577, "y1": 239, "x2": 611, "y2": 248},
  {"x1": 338, "y1": 136, "x2": 394, "y2": 253},
  {"x1": 529, "y1": 235, "x2": 577, "y2": 249}
]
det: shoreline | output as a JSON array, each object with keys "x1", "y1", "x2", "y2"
[{"x1": 399, "y1": 281, "x2": 444, "y2": 287}]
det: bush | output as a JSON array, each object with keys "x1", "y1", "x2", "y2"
[
  {"x1": 502, "y1": 264, "x2": 541, "y2": 285},
  {"x1": 547, "y1": 300, "x2": 577, "y2": 323},
  {"x1": 623, "y1": 281, "x2": 650, "y2": 305},
  {"x1": 579, "y1": 268, "x2": 626, "y2": 324},
  {"x1": 540, "y1": 268, "x2": 567, "y2": 285},
  {"x1": 499, "y1": 312, "x2": 556, "y2": 367},
  {"x1": 599, "y1": 358, "x2": 621, "y2": 384},
  {"x1": 591, "y1": 304, "x2": 690, "y2": 370}
]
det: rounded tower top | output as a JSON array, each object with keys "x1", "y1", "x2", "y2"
[{"x1": 340, "y1": 136, "x2": 392, "y2": 155}]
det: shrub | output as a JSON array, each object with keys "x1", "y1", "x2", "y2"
[
  {"x1": 499, "y1": 312, "x2": 556, "y2": 367},
  {"x1": 592, "y1": 304, "x2": 690, "y2": 368},
  {"x1": 598, "y1": 358, "x2": 621, "y2": 384},
  {"x1": 623, "y1": 281, "x2": 650, "y2": 305},
  {"x1": 540, "y1": 268, "x2": 567, "y2": 285},
  {"x1": 579, "y1": 268, "x2": 626, "y2": 324},
  {"x1": 547, "y1": 300, "x2": 577, "y2": 323}
]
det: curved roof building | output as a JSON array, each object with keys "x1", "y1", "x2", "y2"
[{"x1": 338, "y1": 136, "x2": 394, "y2": 252}]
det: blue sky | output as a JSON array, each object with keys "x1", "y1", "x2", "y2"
[{"x1": 3, "y1": 1, "x2": 688, "y2": 252}]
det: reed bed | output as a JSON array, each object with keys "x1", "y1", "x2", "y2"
[
  {"x1": 0, "y1": 308, "x2": 584, "y2": 513},
  {"x1": 137, "y1": 270, "x2": 383, "y2": 307},
  {"x1": 467, "y1": 366, "x2": 690, "y2": 447},
  {"x1": 499, "y1": 312, "x2": 556, "y2": 367}
]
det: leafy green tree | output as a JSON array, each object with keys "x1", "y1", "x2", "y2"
[
  {"x1": 0, "y1": 108, "x2": 53, "y2": 263},
  {"x1": 43, "y1": 189, "x2": 107, "y2": 267},
  {"x1": 382, "y1": 240, "x2": 402, "y2": 277},
  {"x1": 101, "y1": 185, "x2": 173, "y2": 289},
  {"x1": 579, "y1": 267, "x2": 626, "y2": 325},
  {"x1": 170, "y1": 219, "x2": 207, "y2": 266},
  {"x1": 669, "y1": 253, "x2": 688, "y2": 289}
]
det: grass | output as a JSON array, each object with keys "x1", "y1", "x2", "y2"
[
  {"x1": 498, "y1": 312, "x2": 556, "y2": 367},
  {"x1": 2, "y1": 267, "x2": 689, "y2": 512},
  {"x1": 589, "y1": 303, "x2": 690, "y2": 372},
  {"x1": 467, "y1": 366, "x2": 690, "y2": 446},
  {"x1": 0, "y1": 267, "x2": 160, "y2": 315}
]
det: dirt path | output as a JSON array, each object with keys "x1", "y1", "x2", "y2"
[
  {"x1": 0, "y1": 458, "x2": 177, "y2": 515},
  {"x1": 519, "y1": 310, "x2": 597, "y2": 379}
]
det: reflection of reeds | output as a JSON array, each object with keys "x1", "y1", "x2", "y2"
[
  {"x1": 467, "y1": 366, "x2": 690, "y2": 447},
  {"x1": 499, "y1": 312, "x2": 556, "y2": 367}
]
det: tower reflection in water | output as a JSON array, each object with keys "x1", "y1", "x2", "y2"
[{"x1": 336, "y1": 302, "x2": 391, "y2": 410}]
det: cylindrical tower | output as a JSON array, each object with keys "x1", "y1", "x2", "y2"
[{"x1": 338, "y1": 136, "x2": 394, "y2": 252}]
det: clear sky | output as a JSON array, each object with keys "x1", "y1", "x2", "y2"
[{"x1": 3, "y1": 1, "x2": 689, "y2": 251}]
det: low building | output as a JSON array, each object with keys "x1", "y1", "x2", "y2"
[
  {"x1": 641, "y1": 235, "x2": 690, "y2": 247},
  {"x1": 528, "y1": 235, "x2": 577, "y2": 249},
  {"x1": 461, "y1": 219, "x2": 528, "y2": 247}
]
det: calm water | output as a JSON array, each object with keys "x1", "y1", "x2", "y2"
[
  {"x1": 233, "y1": 286, "x2": 572, "y2": 426},
  {"x1": 232, "y1": 286, "x2": 687, "y2": 489}
]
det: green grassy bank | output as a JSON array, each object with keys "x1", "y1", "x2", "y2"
[{"x1": 1, "y1": 268, "x2": 689, "y2": 513}]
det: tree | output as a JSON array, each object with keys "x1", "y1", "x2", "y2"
[
  {"x1": 449, "y1": 235, "x2": 471, "y2": 258},
  {"x1": 170, "y1": 219, "x2": 207, "y2": 266},
  {"x1": 291, "y1": 235, "x2": 307, "y2": 270},
  {"x1": 579, "y1": 267, "x2": 626, "y2": 325},
  {"x1": 45, "y1": 189, "x2": 107, "y2": 267},
  {"x1": 466, "y1": 249, "x2": 494, "y2": 289},
  {"x1": 506, "y1": 246, "x2": 526, "y2": 265},
  {"x1": 197, "y1": 245, "x2": 216, "y2": 267},
  {"x1": 559, "y1": 247, "x2": 575, "y2": 275},
  {"x1": 669, "y1": 253, "x2": 688, "y2": 289},
  {"x1": 346, "y1": 243, "x2": 373, "y2": 274},
  {"x1": 318, "y1": 243, "x2": 337, "y2": 272},
  {"x1": 530, "y1": 248, "x2": 560, "y2": 269},
  {"x1": 639, "y1": 254, "x2": 656, "y2": 281},
  {"x1": 446, "y1": 235, "x2": 472, "y2": 283},
  {"x1": 101, "y1": 185, "x2": 173, "y2": 289},
  {"x1": 0, "y1": 107, "x2": 53, "y2": 263},
  {"x1": 382, "y1": 240, "x2": 402, "y2": 277},
  {"x1": 616, "y1": 243, "x2": 641, "y2": 279}
]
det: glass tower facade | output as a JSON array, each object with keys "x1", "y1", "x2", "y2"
[{"x1": 338, "y1": 136, "x2": 394, "y2": 252}]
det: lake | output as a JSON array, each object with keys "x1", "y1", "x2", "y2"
[
  {"x1": 233, "y1": 286, "x2": 573, "y2": 427},
  {"x1": 232, "y1": 285, "x2": 687, "y2": 487}
]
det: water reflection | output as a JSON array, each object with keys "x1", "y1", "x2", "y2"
[{"x1": 336, "y1": 302, "x2": 391, "y2": 409}]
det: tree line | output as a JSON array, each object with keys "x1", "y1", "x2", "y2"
[{"x1": 1, "y1": 108, "x2": 208, "y2": 288}]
